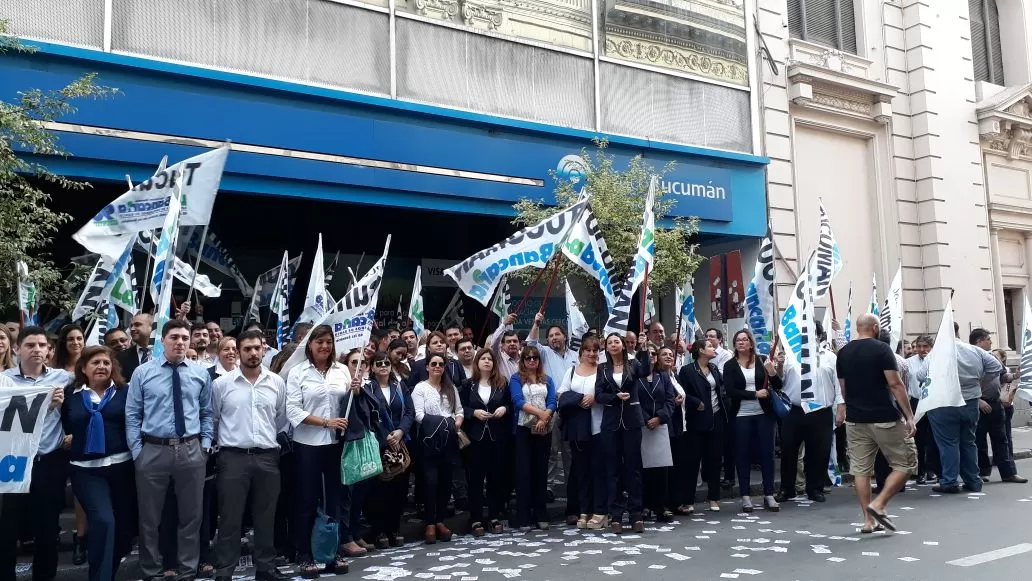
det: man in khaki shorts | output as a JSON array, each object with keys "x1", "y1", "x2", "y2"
[{"x1": 836, "y1": 314, "x2": 917, "y2": 533}]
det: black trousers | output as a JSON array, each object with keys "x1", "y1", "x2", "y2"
[
  {"x1": 643, "y1": 467, "x2": 668, "y2": 515},
  {"x1": 977, "y1": 398, "x2": 1017, "y2": 479},
  {"x1": 589, "y1": 435, "x2": 610, "y2": 515},
  {"x1": 722, "y1": 418, "x2": 736, "y2": 484},
  {"x1": 0, "y1": 450, "x2": 68, "y2": 581},
  {"x1": 467, "y1": 437, "x2": 508, "y2": 525},
  {"x1": 600, "y1": 428, "x2": 643, "y2": 520},
  {"x1": 568, "y1": 439, "x2": 597, "y2": 516},
  {"x1": 420, "y1": 448, "x2": 455, "y2": 525},
  {"x1": 667, "y1": 432, "x2": 691, "y2": 508},
  {"x1": 214, "y1": 450, "x2": 280, "y2": 576},
  {"x1": 292, "y1": 442, "x2": 343, "y2": 562},
  {"x1": 69, "y1": 462, "x2": 136, "y2": 581},
  {"x1": 912, "y1": 398, "x2": 939, "y2": 477},
  {"x1": 366, "y1": 470, "x2": 409, "y2": 536},
  {"x1": 274, "y1": 448, "x2": 296, "y2": 558},
  {"x1": 686, "y1": 417, "x2": 725, "y2": 503},
  {"x1": 779, "y1": 406, "x2": 833, "y2": 497},
  {"x1": 514, "y1": 427, "x2": 550, "y2": 527}
]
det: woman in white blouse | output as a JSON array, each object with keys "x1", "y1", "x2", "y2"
[
  {"x1": 285, "y1": 325, "x2": 354, "y2": 576},
  {"x1": 411, "y1": 352, "x2": 464, "y2": 544},
  {"x1": 557, "y1": 335, "x2": 602, "y2": 529},
  {"x1": 509, "y1": 345, "x2": 557, "y2": 531}
]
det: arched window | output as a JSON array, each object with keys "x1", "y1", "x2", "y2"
[
  {"x1": 788, "y1": 0, "x2": 857, "y2": 54},
  {"x1": 970, "y1": 0, "x2": 1006, "y2": 85}
]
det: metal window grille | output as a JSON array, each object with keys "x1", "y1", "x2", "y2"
[
  {"x1": 787, "y1": 0, "x2": 857, "y2": 54},
  {"x1": 969, "y1": 0, "x2": 1006, "y2": 85}
]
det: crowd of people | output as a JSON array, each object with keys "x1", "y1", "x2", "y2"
[{"x1": 0, "y1": 307, "x2": 1026, "y2": 581}]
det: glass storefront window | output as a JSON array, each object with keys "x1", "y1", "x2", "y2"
[
  {"x1": 600, "y1": 0, "x2": 749, "y2": 86},
  {"x1": 395, "y1": 0, "x2": 594, "y2": 53}
]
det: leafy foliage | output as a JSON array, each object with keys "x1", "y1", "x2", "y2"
[
  {"x1": 512, "y1": 140, "x2": 704, "y2": 297},
  {"x1": 0, "y1": 19, "x2": 119, "y2": 312}
]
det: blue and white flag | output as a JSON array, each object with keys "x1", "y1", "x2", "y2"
[
  {"x1": 107, "y1": 240, "x2": 138, "y2": 315},
  {"x1": 778, "y1": 251, "x2": 822, "y2": 412},
  {"x1": 408, "y1": 266, "x2": 425, "y2": 337},
  {"x1": 490, "y1": 276, "x2": 511, "y2": 320},
  {"x1": 136, "y1": 231, "x2": 221, "y2": 298},
  {"x1": 72, "y1": 258, "x2": 115, "y2": 321},
  {"x1": 812, "y1": 201, "x2": 843, "y2": 299},
  {"x1": 745, "y1": 235, "x2": 775, "y2": 356},
  {"x1": 884, "y1": 263, "x2": 903, "y2": 350},
  {"x1": 300, "y1": 234, "x2": 330, "y2": 324},
  {"x1": 270, "y1": 251, "x2": 291, "y2": 349},
  {"x1": 565, "y1": 281, "x2": 590, "y2": 351},
  {"x1": 868, "y1": 274, "x2": 879, "y2": 316},
  {"x1": 183, "y1": 227, "x2": 253, "y2": 296},
  {"x1": 149, "y1": 188, "x2": 184, "y2": 361},
  {"x1": 74, "y1": 147, "x2": 228, "y2": 259},
  {"x1": 562, "y1": 199, "x2": 617, "y2": 311},
  {"x1": 1017, "y1": 297, "x2": 1032, "y2": 403},
  {"x1": 676, "y1": 277, "x2": 700, "y2": 343},
  {"x1": 16, "y1": 262, "x2": 38, "y2": 326},
  {"x1": 843, "y1": 283, "x2": 853, "y2": 343},
  {"x1": 603, "y1": 177, "x2": 657, "y2": 336}
]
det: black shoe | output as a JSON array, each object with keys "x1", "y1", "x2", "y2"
[
  {"x1": 916, "y1": 475, "x2": 927, "y2": 485},
  {"x1": 808, "y1": 492, "x2": 826, "y2": 503},
  {"x1": 72, "y1": 534, "x2": 87, "y2": 566},
  {"x1": 774, "y1": 492, "x2": 797, "y2": 503},
  {"x1": 932, "y1": 484, "x2": 961, "y2": 494},
  {"x1": 271, "y1": 556, "x2": 290, "y2": 568},
  {"x1": 721, "y1": 479, "x2": 732, "y2": 490},
  {"x1": 214, "y1": 577, "x2": 232, "y2": 581},
  {"x1": 256, "y1": 570, "x2": 292, "y2": 581},
  {"x1": 962, "y1": 483, "x2": 982, "y2": 493}
]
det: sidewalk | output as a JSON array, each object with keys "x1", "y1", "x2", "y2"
[{"x1": 20, "y1": 429, "x2": 1032, "y2": 581}]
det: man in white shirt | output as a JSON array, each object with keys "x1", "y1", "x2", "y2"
[
  {"x1": 706, "y1": 328, "x2": 733, "y2": 370},
  {"x1": 488, "y1": 314, "x2": 521, "y2": 380},
  {"x1": 191, "y1": 323, "x2": 217, "y2": 368},
  {"x1": 211, "y1": 331, "x2": 289, "y2": 581},
  {"x1": 775, "y1": 321, "x2": 841, "y2": 503},
  {"x1": 905, "y1": 334, "x2": 938, "y2": 483}
]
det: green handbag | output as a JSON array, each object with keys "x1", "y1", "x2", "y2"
[{"x1": 339, "y1": 392, "x2": 383, "y2": 485}]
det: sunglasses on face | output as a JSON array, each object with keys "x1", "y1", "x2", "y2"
[
  {"x1": 428, "y1": 361, "x2": 446, "y2": 368},
  {"x1": 523, "y1": 355, "x2": 540, "y2": 361},
  {"x1": 373, "y1": 360, "x2": 391, "y2": 368}
]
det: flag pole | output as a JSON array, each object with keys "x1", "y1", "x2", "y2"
[
  {"x1": 828, "y1": 285, "x2": 838, "y2": 320},
  {"x1": 185, "y1": 223, "x2": 210, "y2": 306},
  {"x1": 640, "y1": 264, "x2": 650, "y2": 335},
  {"x1": 433, "y1": 289, "x2": 462, "y2": 333}
]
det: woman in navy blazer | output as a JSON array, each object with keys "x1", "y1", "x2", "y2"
[
  {"x1": 677, "y1": 339, "x2": 729, "y2": 512},
  {"x1": 459, "y1": 348, "x2": 512, "y2": 536},
  {"x1": 557, "y1": 335, "x2": 602, "y2": 529},
  {"x1": 638, "y1": 345, "x2": 675, "y2": 522},
  {"x1": 594, "y1": 332, "x2": 651, "y2": 534},
  {"x1": 508, "y1": 345, "x2": 557, "y2": 530},
  {"x1": 364, "y1": 351, "x2": 415, "y2": 548},
  {"x1": 61, "y1": 346, "x2": 135, "y2": 581}
]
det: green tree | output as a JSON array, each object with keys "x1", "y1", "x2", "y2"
[
  {"x1": 0, "y1": 19, "x2": 118, "y2": 312},
  {"x1": 512, "y1": 140, "x2": 704, "y2": 300}
]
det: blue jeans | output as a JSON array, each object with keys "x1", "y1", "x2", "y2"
[
  {"x1": 733, "y1": 413, "x2": 776, "y2": 496},
  {"x1": 928, "y1": 399, "x2": 981, "y2": 490}
]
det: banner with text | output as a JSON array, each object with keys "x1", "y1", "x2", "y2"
[{"x1": 0, "y1": 385, "x2": 53, "y2": 493}]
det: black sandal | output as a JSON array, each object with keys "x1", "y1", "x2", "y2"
[
  {"x1": 471, "y1": 522, "x2": 486, "y2": 537},
  {"x1": 860, "y1": 523, "x2": 886, "y2": 534},
  {"x1": 865, "y1": 506, "x2": 897, "y2": 531},
  {"x1": 298, "y1": 561, "x2": 320, "y2": 579}
]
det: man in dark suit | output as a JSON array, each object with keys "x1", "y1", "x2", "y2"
[{"x1": 118, "y1": 312, "x2": 153, "y2": 380}]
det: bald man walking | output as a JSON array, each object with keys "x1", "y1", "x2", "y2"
[{"x1": 836, "y1": 314, "x2": 916, "y2": 533}]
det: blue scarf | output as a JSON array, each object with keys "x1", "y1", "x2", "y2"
[{"x1": 83, "y1": 386, "x2": 116, "y2": 455}]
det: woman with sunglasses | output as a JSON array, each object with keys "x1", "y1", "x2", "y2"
[
  {"x1": 639, "y1": 344, "x2": 676, "y2": 522},
  {"x1": 285, "y1": 325, "x2": 354, "y2": 576},
  {"x1": 509, "y1": 345, "x2": 556, "y2": 530},
  {"x1": 336, "y1": 349, "x2": 382, "y2": 555},
  {"x1": 411, "y1": 352, "x2": 464, "y2": 543},
  {"x1": 364, "y1": 351, "x2": 414, "y2": 548},
  {"x1": 595, "y1": 332, "x2": 651, "y2": 533},
  {"x1": 677, "y1": 339, "x2": 729, "y2": 513},
  {"x1": 459, "y1": 348, "x2": 511, "y2": 536},
  {"x1": 557, "y1": 335, "x2": 603, "y2": 529},
  {"x1": 406, "y1": 331, "x2": 466, "y2": 390},
  {"x1": 723, "y1": 330, "x2": 781, "y2": 512}
]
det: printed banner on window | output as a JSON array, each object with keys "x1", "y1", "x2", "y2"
[{"x1": 0, "y1": 386, "x2": 54, "y2": 493}]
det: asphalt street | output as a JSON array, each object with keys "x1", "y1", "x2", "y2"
[{"x1": 346, "y1": 459, "x2": 1032, "y2": 581}]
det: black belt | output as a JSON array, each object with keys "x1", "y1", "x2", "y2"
[
  {"x1": 221, "y1": 446, "x2": 278, "y2": 455},
  {"x1": 143, "y1": 434, "x2": 200, "y2": 446}
]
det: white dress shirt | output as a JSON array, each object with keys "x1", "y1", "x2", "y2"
[
  {"x1": 781, "y1": 347, "x2": 843, "y2": 409},
  {"x1": 713, "y1": 346, "x2": 733, "y2": 371},
  {"x1": 411, "y1": 381, "x2": 463, "y2": 423},
  {"x1": 905, "y1": 354, "x2": 928, "y2": 400},
  {"x1": 285, "y1": 361, "x2": 353, "y2": 446},
  {"x1": 527, "y1": 337, "x2": 579, "y2": 385},
  {"x1": 214, "y1": 367, "x2": 287, "y2": 450}
]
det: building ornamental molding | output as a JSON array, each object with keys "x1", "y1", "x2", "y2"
[
  {"x1": 416, "y1": 0, "x2": 460, "y2": 20},
  {"x1": 785, "y1": 39, "x2": 897, "y2": 124},
  {"x1": 462, "y1": 0, "x2": 504, "y2": 29},
  {"x1": 977, "y1": 83, "x2": 1032, "y2": 161}
]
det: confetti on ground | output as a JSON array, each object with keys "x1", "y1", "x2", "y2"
[
  {"x1": 733, "y1": 570, "x2": 763, "y2": 575},
  {"x1": 665, "y1": 553, "x2": 691, "y2": 561},
  {"x1": 731, "y1": 554, "x2": 749, "y2": 558},
  {"x1": 923, "y1": 541, "x2": 939, "y2": 546},
  {"x1": 827, "y1": 557, "x2": 845, "y2": 563},
  {"x1": 898, "y1": 557, "x2": 920, "y2": 562},
  {"x1": 648, "y1": 565, "x2": 667, "y2": 570},
  {"x1": 862, "y1": 552, "x2": 879, "y2": 557},
  {"x1": 720, "y1": 575, "x2": 739, "y2": 579}
]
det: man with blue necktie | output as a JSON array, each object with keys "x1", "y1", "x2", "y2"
[{"x1": 126, "y1": 319, "x2": 214, "y2": 581}]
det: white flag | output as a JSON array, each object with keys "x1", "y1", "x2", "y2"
[
  {"x1": 565, "y1": 281, "x2": 589, "y2": 351},
  {"x1": 602, "y1": 178, "x2": 657, "y2": 336},
  {"x1": 778, "y1": 253, "x2": 822, "y2": 412},
  {"x1": 279, "y1": 237, "x2": 390, "y2": 379},
  {"x1": 148, "y1": 188, "x2": 184, "y2": 362},
  {"x1": 562, "y1": 199, "x2": 617, "y2": 311},
  {"x1": 0, "y1": 385, "x2": 54, "y2": 493},
  {"x1": 745, "y1": 235, "x2": 775, "y2": 356},
  {"x1": 1017, "y1": 297, "x2": 1032, "y2": 403},
  {"x1": 245, "y1": 276, "x2": 262, "y2": 325},
  {"x1": 812, "y1": 201, "x2": 843, "y2": 299},
  {"x1": 676, "y1": 277, "x2": 700, "y2": 343},
  {"x1": 408, "y1": 266, "x2": 425, "y2": 337},
  {"x1": 914, "y1": 299, "x2": 964, "y2": 423},
  {"x1": 885, "y1": 264, "x2": 903, "y2": 350},
  {"x1": 299, "y1": 234, "x2": 329, "y2": 324},
  {"x1": 72, "y1": 259, "x2": 113, "y2": 321},
  {"x1": 445, "y1": 199, "x2": 587, "y2": 305},
  {"x1": 73, "y1": 147, "x2": 228, "y2": 259}
]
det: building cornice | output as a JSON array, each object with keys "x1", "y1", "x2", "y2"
[
  {"x1": 977, "y1": 85, "x2": 1032, "y2": 161},
  {"x1": 786, "y1": 39, "x2": 897, "y2": 124}
]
